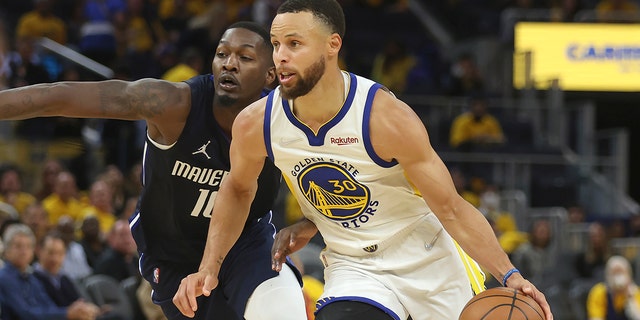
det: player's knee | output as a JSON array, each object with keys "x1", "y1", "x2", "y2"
[{"x1": 315, "y1": 301, "x2": 394, "y2": 320}]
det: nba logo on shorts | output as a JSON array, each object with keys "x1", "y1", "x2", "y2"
[{"x1": 153, "y1": 267, "x2": 160, "y2": 283}]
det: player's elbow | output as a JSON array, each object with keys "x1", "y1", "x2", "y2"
[{"x1": 222, "y1": 174, "x2": 258, "y2": 200}]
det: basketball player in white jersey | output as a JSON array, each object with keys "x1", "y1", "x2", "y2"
[{"x1": 173, "y1": 0, "x2": 553, "y2": 319}]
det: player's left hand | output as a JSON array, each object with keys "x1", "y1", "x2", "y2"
[
  {"x1": 505, "y1": 273, "x2": 553, "y2": 320},
  {"x1": 272, "y1": 218, "x2": 318, "y2": 271},
  {"x1": 173, "y1": 270, "x2": 219, "y2": 318}
]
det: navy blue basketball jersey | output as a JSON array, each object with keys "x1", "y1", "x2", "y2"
[{"x1": 130, "y1": 74, "x2": 281, "y2": 265}]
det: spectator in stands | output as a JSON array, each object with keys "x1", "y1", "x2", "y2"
[
  {"x1": 449, "y1": 93, "x2": 505, "y2": 150},
  {"x1": 33, "y1": 231, "x2": 88, "y2": 304},
  {"x1": 370, "y1": 38, "x2": 416, "y2": 95},
  {"x1": 0, "y1": 164, "x2": 36, "y2": 216},
  {"x1": 123, "y1": 0, "x2": 166, "y2": 79},
  {"x1": 512, "y1": 219, "x2": 557, "y2": 287},
  {"x1": 15, "y1": 0, "x2": 67, "y2": 45},
  {"x1": 97, "y1": 164, "x2": 127, "y2": 217},
  {"x1": 5, "y1": 36, "x2": 51, "y2": 89},
  {"x1": 445, "y1": 52, "x2": 484, "y2": 97},
  {"x1": 34, "y1": 158, "x2": 64, "y2": 201},
  {"x1": 79, "y1": 215, "x2": 108, "y2": 269},
  {"x1": 57, "y1": 215, "x2": 94, "y2": 280},
  {"x1": 575, "y1": 221, "x2": 610, "y2": 280},
  {"x1": 475, "y1": 182, "x2": 527, "y2": 257},
  {"x1": 0, "y1": 223, "x2": 100, "y2": 320},
  {"x1": 34, "y1": 230, "x2": 126, "y2": 320},
  {"x1": 609, "y1": 218, "x2": 628, "y2": 239},
  {"x1": 123, "y1": 161, "x2": 143, "y2": 200},
  {"x1": 567, "y1": 203, "x2": 587, "y2": 224},
  {"x1": 78, "y1": 0, "x2": 127, "y2": 68},
  {"x1": 478, "y1": 184, "x2": 518, "y2": 234},
  {"x1": 81, "y1": 179, "x2": 116, "y2": 235},
  {"x1": 42, "y1": 170, "x2": 84, "y2": 225},
  {"x1": 157, "y1": 0, "x2": 199, "y2": 33},
  {"x1": 161, "y1": 46, "x2": 204, "y2": 82},
  {"x1": 21, "y1": 202, "x2": 51, "y2": 246},
  {"x1": 595, "y1": 0, "x2": 640, "y2": 22},
  {"x1": 94, "y1": 219, "x2": 139, "y2": 282},
  {"x1": 587, "y1": 255, "x2": 640, "y2": 319}
]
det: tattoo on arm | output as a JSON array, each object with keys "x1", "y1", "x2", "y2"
[
  {"x1": 98, "y1": 80, "x2": 182, "y2": 118},
  {"x1": 0, "y1": 85, "x2": 50, "y2": 118},
  {"x1": 216, "y1": 256, "x2": 225, "y2": 267}
]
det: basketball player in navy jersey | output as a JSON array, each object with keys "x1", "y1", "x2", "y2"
[
  {"x1": 0, "y1": 22, "x2": 306, "y2": 320},
  {"x1": 173, "y1": 1, "x2": 554, "y2": 320}
]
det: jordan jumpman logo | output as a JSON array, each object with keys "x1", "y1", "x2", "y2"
[{"x1": 192, "y1": 140, "x2": 211, "y2": 159}]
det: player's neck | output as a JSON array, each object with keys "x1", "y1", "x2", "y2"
[
  {"x1": 213, "y1": 104, "x2": 242, "y2": 138},
  {"x1": 291, "y1": 68, "x2": 346, "y2": 127},
  {"x1": 212, "y1": 93, "x2": 262, "y2": 136}
]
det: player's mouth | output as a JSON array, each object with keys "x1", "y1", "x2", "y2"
[
  {"x1": 218, "y1": 74, "x2": 239, "y2": 90},
  {"x1": 279, "y1": 72, "x2": 295, "y2": 86}
]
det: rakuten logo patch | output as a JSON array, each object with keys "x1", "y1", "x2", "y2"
[{"x1": 330, "y1": 137, "x2": 359, "y2": 145}]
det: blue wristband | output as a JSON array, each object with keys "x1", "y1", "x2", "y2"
[{"x1": 502, "y1": 268, "x2": 520, "y2": 287}]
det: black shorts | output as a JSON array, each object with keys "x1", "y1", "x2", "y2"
[{"x1": 139, "y1": 214, "x2": 301, "y2": 320}]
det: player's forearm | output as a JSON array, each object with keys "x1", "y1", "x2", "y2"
[
  {"x1": 0, "y1": 82, "x2": 74, "y2": 119},
  {"x1": 198, "y1": 180, "x2": 257, "y2": 274},
  {"x1": 443, "y1": 199, "x2": 516, "y2": 282},
  {"x1": 0, "y1": 80, "x2": 164, "y2": 121},
  {"x1": 294, "y1": 217, "x2": 319, "y2": 239}
]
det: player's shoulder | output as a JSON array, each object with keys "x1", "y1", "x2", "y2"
[
  {"x1": 236, "y1": 96, "x2": 269, "y2": 127},
  {"x1": 369, "y1": 84, "x2": 411, "y2": 115}
]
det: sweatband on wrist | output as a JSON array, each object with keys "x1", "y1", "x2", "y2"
[{"x1": 502, "y1": 268, "x2": 520, "y2": 287}]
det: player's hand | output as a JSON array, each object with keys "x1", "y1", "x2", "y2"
[
  {"x1": 272, "y1": 218, "x2": 318, "y2": 271},
  {"x1": 173, "y1": 270, "x2": 219, "y2": 318},
  {"x1": 505, "y1": 273, "x2": 553, "y2": 320}
]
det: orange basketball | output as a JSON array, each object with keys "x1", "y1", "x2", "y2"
[{"x1": 458, "y1": 287, "x2": 544, "y2": 320}]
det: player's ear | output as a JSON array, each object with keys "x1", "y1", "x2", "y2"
[
  {"x1": 265, "y1": 66, "x2": 277, "y2": 89},
  {"x1": 328, "y1": 34, "x2": 342, "y2": 58}
]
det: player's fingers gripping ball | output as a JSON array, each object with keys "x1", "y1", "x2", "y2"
[{"x1": 459, "y1": 287, "x2": 544, "y2": 320}]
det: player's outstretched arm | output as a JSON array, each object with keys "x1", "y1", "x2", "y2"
[
  {"x1": 272, "y1": 217, "x2": 318, "y2": 271},
  {"x1": 0, "y1": 79, "x2": 188, "y2": 124},
  {"x1": 368, "y1": 90, "x2": 553, "y2": 320},
  {"x1": 172, "y1": 99, "x2": 268, "y2": 318}
]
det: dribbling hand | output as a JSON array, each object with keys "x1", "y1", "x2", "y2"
[
  {"x1": 173, "y1": 270, "x2": 219, "y2": 318},
  {"x1": 505, "y1": 272, "x2": 554, "y2": 320}
]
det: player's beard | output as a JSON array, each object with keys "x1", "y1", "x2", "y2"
[
  {"x1": 216, "y1": 94, "x2": 238, "y2": 107},
  {"x1": 280, "y1": 55, "x2": 325, "y2": 100}
]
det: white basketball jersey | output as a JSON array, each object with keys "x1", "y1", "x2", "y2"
[{"x1": 265, "y1": 72, "x2": 439, "y2": 256}]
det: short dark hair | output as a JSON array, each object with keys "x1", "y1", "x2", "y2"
[
  {"x1": 277, "y1": 0, "x2": 346, "y2": 38},
  {"x1": 41, "y1": 229, "x2": 68, "y2": 249},
  {"x1": 227, "y1": 21, "x2": 273, "y2": 52}
]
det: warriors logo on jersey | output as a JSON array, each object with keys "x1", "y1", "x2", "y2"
[{"x1": 298, "y1": 162, "x2": 370, "y2": 221}]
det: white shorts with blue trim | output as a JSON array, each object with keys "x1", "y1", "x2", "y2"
[{"x1": 316, "y1": 214, "x2": 474, "y2": 320}]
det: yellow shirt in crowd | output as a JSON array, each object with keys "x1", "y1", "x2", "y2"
[
  {"x1": 449, "y1": 113, "x2": 504, "y2": 148},
  {"x1": 587, "y1": 282, "x2": 640, "y2": 318}
]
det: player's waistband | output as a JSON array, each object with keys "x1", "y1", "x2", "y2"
[{"x1": 245, "y1": 211, "x2": 273, "y2": 227}]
